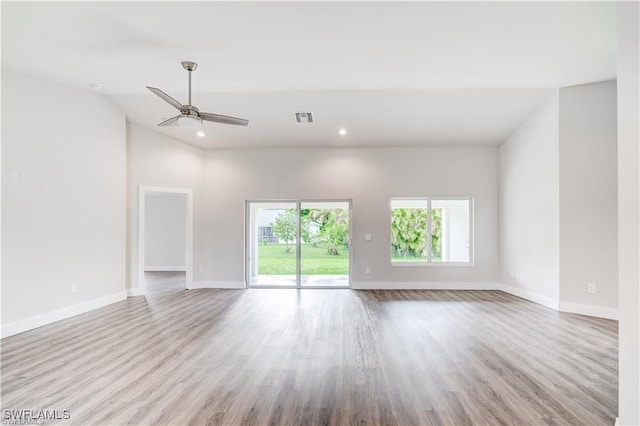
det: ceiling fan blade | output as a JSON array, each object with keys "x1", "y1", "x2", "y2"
[
  {"x1": 146, "y1": 86, "x2": 184, "y2": 111},
  {"x1": 156, "y1": 116, "x2": 180, "y2": 127},
  {"x1": 200, "y1": 112, "x2": 249, "y2": 126}
]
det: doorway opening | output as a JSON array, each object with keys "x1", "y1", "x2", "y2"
[
  {"x1": 138, "y1": 187, "x2": 193, "y2": 295},
  {"x1": 246, "y1": 200, "x2": 351, "y2": 288}
]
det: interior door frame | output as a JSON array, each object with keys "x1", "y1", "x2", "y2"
[
  {"x1": 138, "y1": 186, "x2": 194, "y2": 295},
  {"x1": 245, "y1": 199, "x2": 352, "y2": 289}
]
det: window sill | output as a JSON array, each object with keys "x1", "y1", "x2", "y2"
[{"x1": 391, "y1": 262, "x2": 474, "y2": 267}]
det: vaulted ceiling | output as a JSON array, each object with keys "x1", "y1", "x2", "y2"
[{"x1": 2, "y1": 1, "x2": 616, "y2": 148}]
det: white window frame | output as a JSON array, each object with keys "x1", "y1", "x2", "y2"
[{"x1": 390, "y1": 197, "x2": 474, "y2": 267}]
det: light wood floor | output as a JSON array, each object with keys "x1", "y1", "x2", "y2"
[{"x1": 1, "y1": 272, "x2": 617, "y2": 425}]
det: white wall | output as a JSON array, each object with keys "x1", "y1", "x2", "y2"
[
  {"x1": 617, "y1": 1, "x2": 640, "y2": 424},
  {"x1": 499, "y1": 84, "x2": 619, "y2": 317},
  {"x1": 559, "y1": 81, "x2": 618, "y2": 313},
  {"x1": 2, "y1": 70, "x2": 126, "y2": 333},
  {"x1": 499, "y1": 93, "x2": 560, "y2": 306},
  {"x1": 203, "y1": 147, "x2": 498, "y2": 288},
  {"x1": 126, "y1": 124, "x2": 204, "y2": 292},
  {"x1": 144, "y1": 194, "x2": 187, "y2": 270}
]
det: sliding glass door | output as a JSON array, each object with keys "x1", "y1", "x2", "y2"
[
  {"x1": 247, "y1": 202, "x2": 298, "y2": 287},
  {"x1": 300, "y1": 201, "x2": 350, "y2": 287},
  {"x1": 246, "y1": 200, "x2": 350, "y2": 288}
]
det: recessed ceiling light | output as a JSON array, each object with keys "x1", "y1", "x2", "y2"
[
  {"x1": 196, "y1": 131, "x2": 205, "y2": 137},
  {"x1": 338, "y1": 128, "x2": 347, "y2": 136}
]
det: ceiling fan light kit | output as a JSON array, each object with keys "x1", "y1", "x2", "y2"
[
  {"x1": 177, "y1": 115, "x2": 203, "y2": 129},
  {"x1": 147, "y1": 61, "x2": 249, "y2": 129}
]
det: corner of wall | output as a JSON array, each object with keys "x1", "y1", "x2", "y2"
[{"x1": 498, "y1": 92, "x2": 560, "y2": 304}]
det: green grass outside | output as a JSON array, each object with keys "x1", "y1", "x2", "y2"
[
  {"x1": 258, "y1": 243, "x2": 349, "y2": 275},
  {"x1": 258, "y1": 244, "x2": 444, "y2": 275}
]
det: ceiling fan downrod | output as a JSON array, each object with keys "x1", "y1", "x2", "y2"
[{"x1": 181, "y1": 61, "x2": 197, "y2": 108}]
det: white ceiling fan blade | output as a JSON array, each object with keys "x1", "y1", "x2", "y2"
[
  {"x1": 147, "y1": 86, "x2": 184, "y2": 111},
  {"x1": 156, "y1": 115, "x2": 180, "y2": 127},
  {"x1": 200, "y1": 112, "x2": 249, "y2": 126}
]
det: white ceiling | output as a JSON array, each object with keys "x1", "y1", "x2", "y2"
[{"x1": 2, "y1": 1, "x2": 616, "y2": 148}]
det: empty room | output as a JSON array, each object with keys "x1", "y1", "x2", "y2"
[{"x1": 2, "y1": 1, "x2": 639, "y2": 425}]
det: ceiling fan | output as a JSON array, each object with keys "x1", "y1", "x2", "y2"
[{"x1": 147, "y1": 61, "x2": 249, "y2": 129}]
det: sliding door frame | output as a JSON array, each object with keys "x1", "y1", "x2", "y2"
[{"x1": 245, "y1": 199, "x2": 352, "y2": 289}]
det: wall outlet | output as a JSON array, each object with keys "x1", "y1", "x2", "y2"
[
  {"x1": 587, "y1": 283, "x2": 597, "y2": 294},
  {"x1": 71, "y1": 283, "x2": 79, "y2": 293},
  {"x1": 364, "y1": 266, "x2": 371, "y2": 274},
  {"x1": 364, "y1": 233, "x2": 372, "y2": 241},
  {"x1": 510, "y1": 271, "x2": 515, "y2": 279},
  {"x1": 9, "y1": 171, "x2": 19, "y2": 183},
  {"x1": 199, "y1": 266, "x2": 204, "y2": 273}
]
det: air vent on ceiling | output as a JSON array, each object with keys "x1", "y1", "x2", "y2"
[{"x1": 295, "y1": 112, "x2": 314, "y2": 123}]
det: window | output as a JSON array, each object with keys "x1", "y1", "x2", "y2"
[{"x1": 390, "y1": 198, "x2": 472, "y2": 265}]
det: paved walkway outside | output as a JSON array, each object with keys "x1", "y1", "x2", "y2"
[{"x1": 250, "y1": 274, "x2": 349, "y2": 287}]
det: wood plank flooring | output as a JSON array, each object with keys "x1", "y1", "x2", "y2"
[{"x1": 1, "y1": 272, "x2": 617, "y2": 425}]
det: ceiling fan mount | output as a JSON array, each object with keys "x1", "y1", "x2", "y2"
[
  {"x1": 147, "y1": 61, "x2": 248, "y2": 128},
  {"x1": 181, "y1": 61, "x2": 197, "y2": 72}
]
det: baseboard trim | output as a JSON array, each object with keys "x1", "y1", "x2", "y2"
[
  {"x1": 558, "y1": 301, "x2": 618, "y2": 320},
  {"x1": 1, "y1": 291, "x2": 127, "y2": 339},
  {"x1": 498, "y1": 284, "x2": 618, "y2": 320},
  {"x1": 351, "y1": 281, "x2": 499, "y2": 290},
  {"x1": 144, "y1": 266, "x2": 186, "y2": 272},
  {"x1": 188, "y1": 281, "x2": 245, "y2": 289},
  {"x1": 498, "y1": 283, "x2": 560, "y2": 310},
  {"x1": 127, "y1": 288, "x2": 145, "y2": 297}
]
